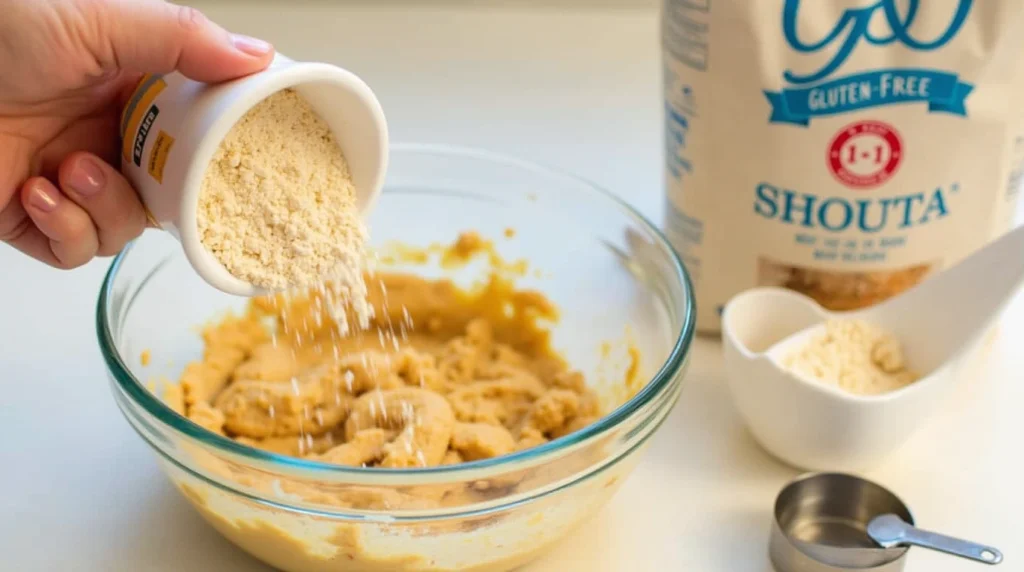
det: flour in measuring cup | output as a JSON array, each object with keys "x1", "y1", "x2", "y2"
[
  {"x1": 783, "y1": 319, "x2": 919, "y2": 396},
  {"x1": 197, "y1": 89, "x2": 371, "y2": 333},
  {"x1": 662, "y1": 0, "x2": 1024, "y2": 332}
]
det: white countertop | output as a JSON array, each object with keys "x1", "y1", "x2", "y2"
[{"x1": 1, "y1": 2, "x2": 1020, "y2": 570}]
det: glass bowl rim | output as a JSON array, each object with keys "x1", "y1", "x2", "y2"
[{"x1": 96, "y1": 142, "x2": 697, "y2": 477}]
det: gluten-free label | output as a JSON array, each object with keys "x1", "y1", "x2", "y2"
[
  {"x1": 147, "y1": 130, "x2": 175, "y2": 183},
  {"x1": 121, "y1": 73, "x2": 166, "y2": 163}
]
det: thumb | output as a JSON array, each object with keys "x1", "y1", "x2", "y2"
[{"x1": 83, "y1": 1, "x2": 274, "y2": 82}]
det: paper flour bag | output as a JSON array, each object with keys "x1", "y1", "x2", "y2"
[{"x1": 662, "y1": 0, "x2": 1024, "y2": 333}]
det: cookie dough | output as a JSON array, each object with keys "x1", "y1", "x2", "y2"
[
  {"x1": 163, "y1": 232, "x2": 642, "y2": 572},
  {"x1": 174, "y1": 241, "x2": 602, "y2": 469}
]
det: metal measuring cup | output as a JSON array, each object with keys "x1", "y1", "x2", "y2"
[{"x1": 770, "y1": 473, "x2": 1003, "y2": 572}]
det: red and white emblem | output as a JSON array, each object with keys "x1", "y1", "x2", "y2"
[{"x1": 827, "y1": 120, "x2": 903, "y2": 189}]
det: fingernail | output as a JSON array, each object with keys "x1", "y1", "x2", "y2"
[
  {"x1": 69, "y1": 157, "x2": 106, "y2": 196},
  {"x1": 231, "y1": 34, "x2": 272, "y2": 57},
  {"x1": 29, "y1": 182, "x2": 59, "y2": 213}
]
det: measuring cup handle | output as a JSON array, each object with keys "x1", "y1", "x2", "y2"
[{"x1": 901, "y1": 526, "x2": 1003, "y2": 565}]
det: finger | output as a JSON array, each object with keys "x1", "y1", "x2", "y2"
[
  {"x1": 58, "y1": 152, "x2": 147, "y2": 256},
  {"x1": 36, "y1": 107, "x2": 122, "y2": 179},
  {"x1": 80, "y1": 1, "x2": 274, "y2": 82},
  {"x1": 18, "y1": 178, "x2": 99, "y2": 269}
]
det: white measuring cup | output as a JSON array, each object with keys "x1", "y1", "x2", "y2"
[
  {"x1": 722, "y1": 225, "x2": 1024, "y2": 471},
  {"x1": 119, "y1": 53, "x2": 388, "y2": 296}
]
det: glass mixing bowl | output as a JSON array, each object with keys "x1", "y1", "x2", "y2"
[{"x1": 97, "y1": 144, "x2": 695, "y2": 571}]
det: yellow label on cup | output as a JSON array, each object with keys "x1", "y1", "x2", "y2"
[
  {"x1": 120, "y1": 73, "x2": 167, "y2": 164},
  {"x1": 147, "y1": 130, "x2": 175, "y2": 183}
]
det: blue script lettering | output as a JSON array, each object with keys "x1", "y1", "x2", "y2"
[
  {"x1": 782, "y1": 0, "x2": 972, "y2": 85},
  {"x1": 753, "y1": 182, "x2": 951, "y2": 232}
]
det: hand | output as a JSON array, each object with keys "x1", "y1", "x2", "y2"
[{"x1": 0, "y1": 0, "x2": 274, "y2": 269}]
